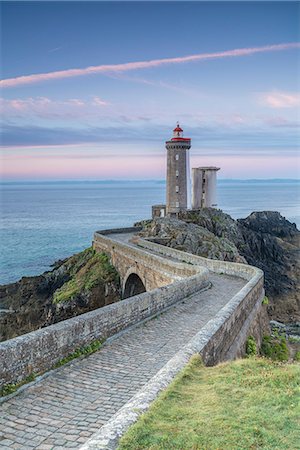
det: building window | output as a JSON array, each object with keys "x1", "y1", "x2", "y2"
[
  {"x1": 176, "y1": 170, "x2": 179, "y2": 177},
  {"x1": 176, "y1": 201, "x2": 179, "y2": 208},
  {"x1": 175, "y1": 154, "x2": 179, "y2": 160},
  {"x1": 176, "y1": 185, "x2": 179, "y2": 192}
]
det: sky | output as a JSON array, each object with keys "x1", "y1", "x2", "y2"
[{"x1": 1, "y1": 1, "x2": 300, "y2": 180}]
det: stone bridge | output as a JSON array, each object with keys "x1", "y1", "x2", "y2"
[
  {"x1": 0, "y1": 226, "x2": 265, "y2": 450},
  {"x1": 93, "y1": 227, "x2": 208, "y2": 298}
]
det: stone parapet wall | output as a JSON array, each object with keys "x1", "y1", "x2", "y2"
[
  {"x1": 0, "y1": 275, "x2": 209, "y2": 388},
  {"x1": 134, "y1": 237, "x2": 261, "y2": 281}
]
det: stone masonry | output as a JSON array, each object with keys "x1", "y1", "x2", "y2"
[{"x1": 0, "y1": 273, "x2": 244, "y2": 450}]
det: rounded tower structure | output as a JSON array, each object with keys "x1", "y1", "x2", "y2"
[
  {"x1": 166, "y1": 123, "x2": 191, "y2": 216},
  {"x1": 191, "y1": 167, "x2": 220, "y2": 209}
]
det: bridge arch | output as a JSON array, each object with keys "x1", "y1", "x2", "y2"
[{"x1": 123, "y1": 269, "x2": 146, "y2": 299}]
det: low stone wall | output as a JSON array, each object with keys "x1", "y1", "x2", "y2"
[
  {"x1": 134, "y1": 237, "x2": 259, "y2": 281},
  {"x1": 0, "y1": 274, "x2": 209, "y2": 388}
]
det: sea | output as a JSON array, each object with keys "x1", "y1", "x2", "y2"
[{"x1": 0, "y1": 179, "x2": 299, "y2": 285}]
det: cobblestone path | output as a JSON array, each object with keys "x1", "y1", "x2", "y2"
[{"x1": 0, "y1": 274, "x2": 245, "y2": 450}]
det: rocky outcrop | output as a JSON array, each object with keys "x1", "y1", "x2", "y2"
[
  {"x1": 137, "y1": 216, "x2": 246, "y2": 264},
  {"x1": 138, "y1": 209, "x2": 299, "y2": 324},
  {"x1": 0, "y1": 248, "x2": 121, "y2": 342}
]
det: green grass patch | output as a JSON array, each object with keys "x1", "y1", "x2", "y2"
[
  {"x1": 53, "y1": 339, "x2": 103, "y2": 368},
  {"x1": 0, "y1": 373, "x2": 37, "y2": 397},
  {"x1": 262, "y1": 295, "x2": 269, "y2": 305},
  {"x1": 119, "y1": 356, "x2": 300, "y2": 450},
  {"x1": 53, "y1": 249, "x2": 119, "y2": 303}
]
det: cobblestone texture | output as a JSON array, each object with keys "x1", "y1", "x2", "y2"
[{"x1": 0, "y1": 273, "x2": 244, "y2": 449}]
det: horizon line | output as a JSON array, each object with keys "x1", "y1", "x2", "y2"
[{"x1": 1, "y1": 178, "x2": 299, "y2": 184}]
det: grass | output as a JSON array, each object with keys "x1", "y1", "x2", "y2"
[
  {"x1": 119, "y1": 356, "x2": 300, "y2": 450},
  {"x1": 53, "y1": 339, "x2": 103, "y2": 368},
  {"x1": 53, "y1": 248, "x2": 119, "y2": 303},
  {"x1": 0, "y1": 373, "x2": 37, "y2": 397},
  {"x1": 262, "y1": 295, "x2": 269, "y2": 305}
]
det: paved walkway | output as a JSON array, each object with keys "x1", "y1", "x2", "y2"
[{"x1": 0, "y1": 273, "x2": 245, "y2": 450}]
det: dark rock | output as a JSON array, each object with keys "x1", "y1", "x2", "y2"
[
  {"x1": 137, "y1": 216, "x2": 246, "y2": 263},
  {"x1": 238, "y1": 211, "x2": 298, "y2": 240},
  {"x1": 138, "y1": 209, "x2": 300, "y2": 324},
  {"x1": 0, "y1": 249, "x2": 121, "y2": 342}
]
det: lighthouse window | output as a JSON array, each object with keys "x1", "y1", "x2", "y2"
[
  {"x1": 176, "y1": 170, "x2": 179, "y2": 177},
  {"x1": 176, "y1": 186, "x2": 179, "y2": 192},
  {"x1": 175, "y1": 154, "x2": 179, "y2": 160}
]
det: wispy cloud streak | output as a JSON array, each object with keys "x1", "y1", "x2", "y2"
[
  {"x1": 1, "y1": 42, "x2": 299, "y2": 88},
  {"x1": 261, "y1": 91, "x2": 300, "y2": 108}
]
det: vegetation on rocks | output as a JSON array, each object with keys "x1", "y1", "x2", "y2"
[
  {"x1": 0, "y1": 248, "x2": 121, "y2": 341},
  {"x1": 245, "y1": 335, "x2": 257, "y2": 357},
  {"x1": 53, "y1": 249, "x2": 119, "y2": 303},
  {"x1": 261, "y1": 335, "x2": 289, "y2": 362},
  {"x1": 119, "y1": 356, "x2": 300, "y2": 450}
]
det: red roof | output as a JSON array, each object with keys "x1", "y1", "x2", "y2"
[{"x1": 173, "y1": 125, "x2": 183, "y2": 132}]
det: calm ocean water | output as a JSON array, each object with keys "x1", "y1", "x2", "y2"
[{"x1": 0, "y1": 179, "x2": 299, "y2": 285}]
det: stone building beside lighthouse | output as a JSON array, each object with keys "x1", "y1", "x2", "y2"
[{"x1": 152, "y1": 123, "x2": 220, "y2": 218}]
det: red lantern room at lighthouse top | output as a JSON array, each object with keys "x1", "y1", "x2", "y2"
[{"x1": 170, "y1": 123, "x2": 191, "y2": 142}]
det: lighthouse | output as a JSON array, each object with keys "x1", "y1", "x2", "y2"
[
  {"x1": 151, "y1": 123, "x2": 220, "y2": 219},
  {"x1": 165, "y1": 123, "x2": 191, "y2": 216}
]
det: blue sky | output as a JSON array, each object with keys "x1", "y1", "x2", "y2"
[{"x1": 1, "y1": 1, "x2": 299, "y2": 180}]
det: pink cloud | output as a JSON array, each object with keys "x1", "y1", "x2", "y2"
[
  {"x1": 0, "y1": 96, "x2": 109, "y2": 120},
  {"x1": 261, "y1": 91, "x2": 300, "y2": 108},
  {"x1": 92, "y1": 96, "x2": 109, "y2": 106},
  {"x1": 1, "y1": 42, "x2": 299, "y2": 88}
]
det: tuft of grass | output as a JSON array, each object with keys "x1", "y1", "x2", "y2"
[
  {"x1": 53, "y1": 339, "x2": 103, "y2": 368},
  {"x1": 119, "y1": 356, "x2": 300, "y2": 450},
  {"x1": 262, "y1": 296, "x2": 269, "y2": 305},
  {"x1": 294, "y1": 351, "x2": 300, "y2": 362},
  {"x1": 1, "y1": 373, "x2": 37, "y2": 397},
  {"x1": 53, "y1": 249, "x2": 119, "y2": 303}
]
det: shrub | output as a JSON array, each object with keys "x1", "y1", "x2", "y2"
[
  {"x1": 245, "y1": 335, "x2": 257, "y2": 357},
  {"x1": 261, "y1": 335, "x2": 289, "y2": 361},
  {"x1": 294, "y1": 351, "x2": 300, "y2": 362}
]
